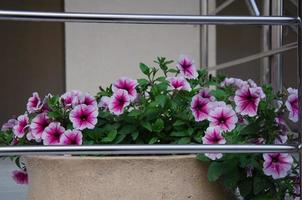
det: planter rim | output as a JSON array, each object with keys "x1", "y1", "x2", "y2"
[{"x1": 24, "y1": 154, "x2": 197, "y2": 161}]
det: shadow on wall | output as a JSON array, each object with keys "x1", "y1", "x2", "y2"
[{"x1": 0, "y1": 0, "x2": 65, "y2": 125}]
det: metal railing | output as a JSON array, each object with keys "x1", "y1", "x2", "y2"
[{"x1": 0, "y1": 4, "x2": 301, "y2": 197}]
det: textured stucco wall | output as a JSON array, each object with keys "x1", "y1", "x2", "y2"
[{"x1": 65, "y1": 0, "x2": 201, "y2": 94}]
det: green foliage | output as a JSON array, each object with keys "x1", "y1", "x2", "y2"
[{"x1": 1, "y1": 56, "x2": 298, "y2": 198}]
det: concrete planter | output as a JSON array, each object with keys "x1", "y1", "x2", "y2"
[{"x1": 25, "y1": 155, "x2": 232, "y2": 200}]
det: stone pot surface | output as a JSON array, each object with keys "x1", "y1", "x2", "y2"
[{"x1": 25, "y1": 155, "x2": 232, "y2": 200}]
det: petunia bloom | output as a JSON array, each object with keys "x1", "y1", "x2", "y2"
[
  {"x1": 30, "y1": 113, "x2": 50, "y2": 141},
  {"x1": 112, "y1": 77, "x2": 138, "y2": 101},
  {"x1": 60, "y1": 129, "x2": 83, "y2": 145},
  {"x1": 208, "y1": 105, "x2": 238, "y2": 132},
  {"x1": 176, "y1": 55, "x2": 198, "y2": 79},
  {"x1": 234, "y1": 86, "x2": 264, "y2": 117},
  {"x1": 202, "y1": 127, "x2": 226, "y2": 160},
  {"x1": 109, "y1": 89, "x2": 131, "y2": 116},
  {"x1": 69, "y1": 104, "x2": 98, "y2": 130},
  {"x1": 73, "y1": 92, "x2": 97, "y2": 108},
  {"x1": 11, "y1": 170, "x2": 28, "y2": 185},
  {"x1": 13, "y1": 114, "x2": 29, "y2": 138},
  {"x1": 98, "y1": 96, "x2": 111, "y2": 110},
  {"x1": 42, "y1": 122, "x2": 65, "y2": 145},
  {"x1": 263, "y1": 153, "x2": 293, "y2": 179},
  {"x1": 199, "y1": 88, "x2": 215, "y2": 101},
  {"x1": 27, "y1": 92, "x2": 42, "y2": 113},
  {"x1": 1, "y1": 118, "x2": 18, "y2": 132},
  {"x1": 220, "y1": 77, "x2": 247, "y2": 88},
  {"x1": 285, "y1": 87, "x2": 298, "y2": 122},
  {"x1": 60, "y1": 90, "x2": 82, "y2": 108},
  {"x1": 190, "y1": 95, "x2": 210, "y2": 122},
  {"x1": 166, "y1": 76, "x2": 191, "y2": 91}
]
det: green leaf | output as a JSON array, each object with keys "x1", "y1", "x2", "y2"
[
  {"x1": 113, "y1": 134, "x2": 127, "y2": 144},
  {"x1": 102, "y1": 130, "x2": 118, "y2": 143},
  {"x1": 170, "y1": 131, "x2": 189, "y2": 137},
  {"x1": 139, "y1": 63, "x2": 150, "y2": 75},
  {"x1": 47, "y1": 111, "x2": 61, "y2": 119},
  {"x1": 210, "y1": 89, "x2": 227, "y2": 99},
  {"x1": 167, "y1": 68, "x2": 178, "y2": 73},
  {"x1": 238, "y1": 179, "x2": 253, "y2": 197},
  {"x1": 137, "y1": 78, "x2": 149, "y2": 87},
  {"x1": 177, "y1": 137, "x2": 191, "y2": 144},
  {"x1": 142, "y1": 122, "x2": 152, "y2": 132},
  {"x1": 196, "y1": 154, "x2": 210, "y2": 162},
  {"x1": 148, "y1": 137, "x2": 158, "y2": 144},
  {"x1": 173, "y1": 120, "x2": 186, "y2": 127},
  {"x1": 131, "y1": 131, "x2": 139, "y2": 141},
  {"x1": 119, "y1": 125, "x2": 136, "y2": 135},
  {"x1": 153, "y1": 119, "x2": 164, "y2": 132},
  {"x1": 154, "y1": 95, "x2": 167, "y2": 108},
  {"x1": 128, "y1": 110, "x2": 141, "y2": 117},
  {"x1": 253, "y1": 177, "x2": 270, "y2": 195},
  {"x1": 208, "y1": 162, "x2": 223, "y2": 182},
  {"x1": 223, "y1": 170, "x2": 240, "y2": 189}
]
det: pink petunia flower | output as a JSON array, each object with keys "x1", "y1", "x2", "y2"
[
  {"x1": 166, "y1": 76, "x2": 191, "y2": 91},
  {"x1": 1, "y1": 118, "x2": 18, "y2": 132},
  {"x1": 274, "y1": 135, "x2": 288, "y2": 144},
  {"x1": 263, "y1": 153, "x2": 293, "y2": 179},
  {"x1": 199, "y1": 88, "x2": 215, "y2": 101},
  {"x1": 98, "y1": 96, "x2": 111, "y2": 110},
  {"x1": 190, "y1": 95, "x2": 210, "y2": 122},
  {"x1": 70, "y1": 105, "x2": 98, "y2": 130},
  {"x1": 27, "y1": 92, "x2": 42, "y2": 113},
  {"x1": 41, "y1": 122, "x2": 65, "y2": 145},
  {"x1": 176, "y1": 55, "x2": 198, "y2": 79},
  {"x1": 221, "y1": 77, "x2": 248, "y2": 88},
  {"x1": 208, "y1": 105, "x2": 238, "y2": 132},
  {"x1": 202, "y1": 127, "x2": 226, "y2": 160},
  {"x1": 234, "y1": 86, "x2": 264, "y2": 117},
  {"x1": 30, "y1": 113, "x2": 50, "y2": 141},
  {"x1": 73, "y1": 92, "x2": 97, "y2": 108},
  {"x1": 112, "y1": 77, "x2": 138, "y2": 101},
  {"x1": 40, "y1": 93, "x2": 52, "y2": 113},
  {"x1": 248, "y1": 137, "x2": 266, "y2": 144},
  {"x1": 60, "y1": 90, "x2": 82, "y2": 108},
  {"x1": 109, "y1": 89, "x2": 131, "y2": 116},
  {"x1": 11, "y1": 170, "x2": 28, "y2": 185},
  {"x1": 285, "y1": 87, "x2": 298, "y2": 123},
  {"x1": 26, "y1": 131, "x2": 35, "y2": 141},
  {"x1": 13, "y1": 114, "x2": 29, "y2": 138},
  {"x1": 60, "y1": 129, "x2": 83, "y2": 145}
]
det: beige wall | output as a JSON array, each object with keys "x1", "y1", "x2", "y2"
[
  {"x1": 0, "y1": 0, "x2": 65, "y2": 124},
  {"x1": 65, "y1": 0, "x2": 201, "y2": 94}
]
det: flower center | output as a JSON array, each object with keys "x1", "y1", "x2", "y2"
[
  {"x1": 81, "y1": 115, "x2": 87, "y2": 121},
  {"x1": 53, "y1": 131, "x2": 61, "y2": 139},
  {"x1": 219, "y1": 117, "x2": 225, "y2": 124},
  {"x1": 118, "y1": 98, "x2": 125, "y2": 106},
  {"x1": 246, "y1": 95, "x2": 255, "y2": 102},
  {"x1": 181, "y1": 61, "x2": 191, "y2": 69},
  {"x1": 271, "y1": 156, "x2": 279, "y2": 163}
]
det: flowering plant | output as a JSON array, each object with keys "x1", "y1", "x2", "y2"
[{"x1": 0, "y1": 56, "x2": 300, "y2": 199}]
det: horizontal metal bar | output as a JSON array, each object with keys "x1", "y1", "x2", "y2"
[
  {"x1": 0, "y1": 10, "x2": 299, "y2": 25},
  {"x1": 0, "y1": 144, "x2": 297, "y2": 156},
  {"x1": 208, "y1": 42, "x2": 297, "y2": 71}
]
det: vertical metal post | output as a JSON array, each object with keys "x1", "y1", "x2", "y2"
[
  {"x1": 201, "y1": 0, "x2": 216, "y2": 75},
  {"x1": 260, "y1": 0, "x2": 271, "y2": 84},
  {"x1": 298, "y1": 1, "x2": 302, "y2": 198},
  {"x1": 270, "y1": 0, "x2": 283, "y2": 92},
  {"x1": 201, "y1": 0, "x2": 209, "y2": 68}
]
